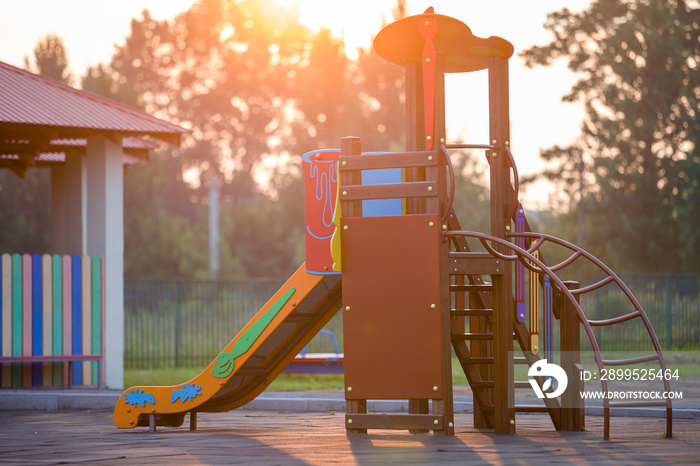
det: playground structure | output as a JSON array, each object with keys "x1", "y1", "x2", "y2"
[{"x1": 113, "y1": 9, "x2": 673, "y2": 440}]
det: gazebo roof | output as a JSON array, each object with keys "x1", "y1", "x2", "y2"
[
  {"x1": 0, "y1": 60, "x2": 187, "y2": 171},
  {"x1": 0, "y1": 136, "x2": 158, "y2": 171}
]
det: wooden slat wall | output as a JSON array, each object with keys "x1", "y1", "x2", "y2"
[
  {"x1": 1, "y1": 254, "x2": 12, "y2": 386},
  {"x1": 42, "y1": 254, "x2": 53, "y2": 386},
  {"x1": 22, "y1": 254, "x2": 32, "y2": 386},
  {"x1": 62, "y1": 255, "x2": 71, "y2": 385},
  {"x1": 51, "y1": 255, "x2": 63, "y2": 386},
  {"x1": 92, "y1": 256, "x2": 102, "y2": 386},
  {"x1": 71, "y1": 255, "x2": 82, "y2": 385},
  {"x1": 0, "y1": 254, "x2": 104, "y2": 388}
]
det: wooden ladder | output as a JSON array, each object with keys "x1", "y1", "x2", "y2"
[{"x1": 446, "y1": 211, "x2": 565, "y2": 432}]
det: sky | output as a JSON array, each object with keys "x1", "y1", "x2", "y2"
[{"x1": 0, "y1": 0, "x2": 592, "y2": 208}]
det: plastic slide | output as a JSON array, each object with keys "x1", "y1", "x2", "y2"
[{"x1": 114, "y1": 264, "x2": 342, "y2": 429}]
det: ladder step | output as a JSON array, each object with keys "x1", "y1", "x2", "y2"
[
  {"x1": 460, "y1": 357, "x2": 494, "y2": 364},
  {"x1": 601, "y1": 354, "x2": 659, "y2": 366},
  {"x1": 470, "y1": 381, "x2": 494, "y2": 389},
  {"x1": 452, "y1": 333, "x2": 493, "y2": 341},
  {"x1": 513, "y1": 357, "x2": 529, "y2": 365},
  {"x1": 608, "y1": 401, "x2": 669, "y2": 408},
  {"x1": 448, "y1": 252, "x2": 503, "y2": 275},
  {"x1": 452, "y1": 308, "x2": 493, "y2": 317},
  {"x1": 450, "y1": 284, "x2": 493, "y2": 292},
  {"x1": 513, "y1": 381, "x2": 532, "y2": 389},
  {"x1": 515, "y1": 405, "x2": 549, "y2": 413}
]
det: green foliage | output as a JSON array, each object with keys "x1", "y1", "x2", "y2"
[
  {"x1": 4, "y1": 1, "x2": 419, "y2": 280},
  {"x1": 219, "y1": 186, "x2": 305, "y2": 279},
  {"x1": 0, "y1": 169, "x2": 51, "y2": 253},
  {"x1": 24, "y1": 33, "x2": 73, "y2": 85},
  {"x1": 106, "y1": 0, "x2": 403, "y2": 197},
  {"x1": 81, "y1": 63, "x2": 142, "y2": 110},
  {"x1": 521, "y1": 0, "x2": 699, "y2": 273},
  {"x1": 123, "y1": 151, "x2": 210, "y2": 278},
  {"x1": 107, "y1": 0, "x2": 406, "y2": 278}
]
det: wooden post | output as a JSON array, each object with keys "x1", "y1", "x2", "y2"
[
  {"x1": 434, "y1": 52, "x2": 454, "y2": 436},
  {"x1": 340, "y1": 136, "x2": 366, "y2": 435},
  {"x1": 340, "y1": 137, "x2": 363, "y2": 219},
  {"x1": 488, "y1": 55, "x2": 514, "y2": 433},
  {"x1": 560, "y1": 280, "x2": 584, "y2": 431},
  {"x1": 404, "y1": 62, "x2": 426, "y2": 215}
]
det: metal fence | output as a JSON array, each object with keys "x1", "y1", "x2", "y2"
[
  {"x1": 584, "y1": 273, "x2": 700, "y2": 352},
  {"x1": 124, "y1": 278, "x2": 343, "y2": 370},
  {"x1": 124, "y1": 274, "x2": 699, "y2": 369}
]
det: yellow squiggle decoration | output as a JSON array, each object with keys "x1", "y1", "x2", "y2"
[{"x1": 330, "y1": 161, "x2": 343, "y2": 272}]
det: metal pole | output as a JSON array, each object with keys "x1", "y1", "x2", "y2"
[
  {"x1": 577, "y1": 149, "x2": 584, "y2": 247},
  {"x1": 209, "y1": 178, "x2": 219, "y2": 279},
  {"x1": 666, "y1": 275, "x2": 672, "y2": 349}
]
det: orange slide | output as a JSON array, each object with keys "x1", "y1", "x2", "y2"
[{"x1": 114, "y1": 264, "x2": 342, "y2": 429}]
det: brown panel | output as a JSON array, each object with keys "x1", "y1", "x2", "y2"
[{"x1": 342, "y1": 214, "x2": 443, "y2": 400}]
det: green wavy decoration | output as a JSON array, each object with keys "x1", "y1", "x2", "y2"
[{"x1": 211, "y1": 287, "x2": 296, "y2": 378}]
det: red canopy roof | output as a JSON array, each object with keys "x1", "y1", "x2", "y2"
[
  {"x1": 0, "y1": 60, "x2": 187, "y2": 176},
  {"x1": 0, "y1": 61, "x2": 186, "y2": 144}
]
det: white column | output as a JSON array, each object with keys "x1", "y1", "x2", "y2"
[
  {"x1": 86, "y1": 135, "x2": 124, "y2": 389},
  {"x1": 209, "y1": 178, "x2": 219, "y2": 278}
]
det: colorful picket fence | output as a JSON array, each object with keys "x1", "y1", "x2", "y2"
[{"x1": 0, "y1": 254, "x2": 104, "y2": 388}]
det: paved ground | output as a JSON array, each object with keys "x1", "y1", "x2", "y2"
[
  {"x1": 1, "y1": 408, "x2": 699, "y2": 465},
  {"x1": 3, "y1": 388, "x2": 700, "y2": 420}
]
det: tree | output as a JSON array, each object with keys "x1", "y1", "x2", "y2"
[
  {"x1": 95, "y1": 0, "x2": 411, "y2": 278},
  {"x1": 521, "y1": 0, "x2": 699, "y2": 273},
  {"x1": 82, "y1": 63, "x2": 142, "y2": 109},
  {"x1": 24, "y1": 34, "x2": 73, "y2": 84},
  {"x1": 0, "y1": 169, "x2": 51, "y2": 253},
  {"x1": 106, "y1": 2, "x2": 311, "y2": 203}
]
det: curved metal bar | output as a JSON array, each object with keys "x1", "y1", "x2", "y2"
[
  {"x1": 525, "y1": 236, "x2": 547, "y2": 255},
  {"x1": 588, "y1": 311, "x2": 641, "y2": 327},
  {"x1": 478, "y1": 237, "x2": 519, "y2": 262},
  {"x1": 504, "y1": 230, "x2": 673, "y2": 435},
  {"x1": 444, "y1": 230, "x2": 607, "y2": 380},
  {"x1": 547, "y1": 251, "x2": 583, "y2": 272},
  {"x1": 505, "y1": 146, "x2": 520, "y2": 220},
  {"x1": 440, "y1": 144, "x2": 456, "y2": 225},
  {"x1": 447, "y1": 228, "x2": 674, "y2": 437},
  {"x1": 507, "y1": 232, "x2": 645, "y2": 311},
  {"x1": 570, "y1": 275, "x2": 616, "y2": 295},
  {"x1": 602, "y1": 354, "x2": 659, "y2": 366},
  {"x1": 514, "y1": 251, "x2": 546, "y2": 275}
]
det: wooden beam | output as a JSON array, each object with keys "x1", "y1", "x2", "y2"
[
  {"x1": 345, "y1": 413, "x2": 444, "y2": 431},
  {"x1": 338, "y1": 151, "x2": 437, "y2": 171},
  {"x1": 340, "y1": 181, "x2": 438, "y2": 202}
]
